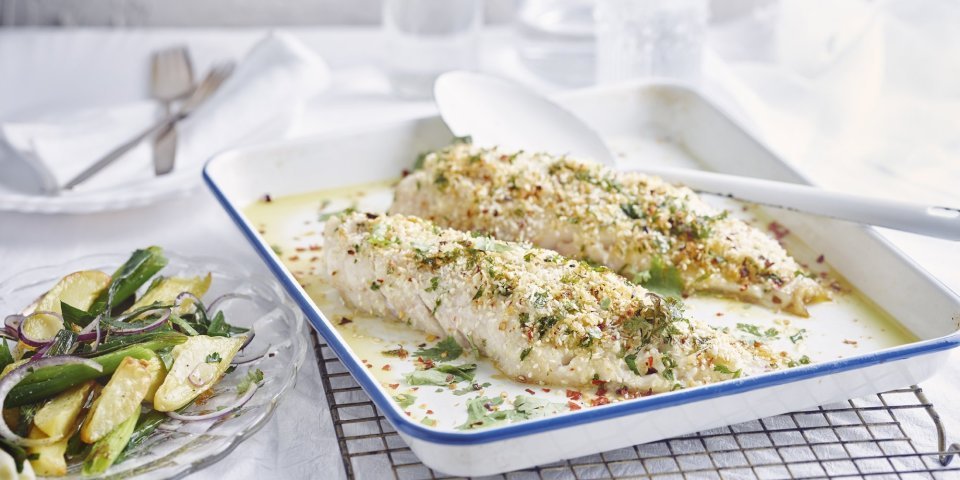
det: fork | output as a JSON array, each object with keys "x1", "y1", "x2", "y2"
[
  {"x1": 150, "y1": 47, "x2": 194, "y2": 176},
  {"x1": 62, "y1": 62, "x2": 235, "y2": 191}
]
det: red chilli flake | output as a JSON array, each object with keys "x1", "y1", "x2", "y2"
[
  {"x1": 590, "y1": 397, "x2": 611, "y2": 407},
  {"x1": 524, "y1": 388, "x2": 536, "y2": 395},
  {"x1": 816, "y1": 254, "x2": 825, "y2": 264},
  {"x1": 388, "y1": 383, "x2": 399, "y2": 389},
  {"x1": 767, "y1": 222, "x2": 790, "y2": 240},
  {"x1": 339, "y1": 317, "x2": 353, "y2": 325},
  {"x1": 568, "y1": 402, "x2": 582, "y2": 411},
  {"x1": 261, "y1": 193, "x2": 272, "y2": 203},
  {"x1": 381, "y1": 365, "x2": 392, "y2": 371},
  {"x1": 566, "y1": 390, "x2": 582, "y2": 401}
]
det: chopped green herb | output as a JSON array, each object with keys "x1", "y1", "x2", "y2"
[
  {"x1": 237, "y1": 369, "x2": 264, "y2": 395},
  {"x1": 453, "y1": 382, "x2": 491, "y2": 396},
  {"x1": 413, "y1": 337, "x2": 463, "y2": 361},
  {"x1": 420, "y1": 417, "x2": 437, "y2": 427},
  {"x1": 638, "y1": 256, "x2": 684, "y2": 298},
  {"x1": 599, "y1": 298, "x2": 611, "y2": 310},
  {"x1": 713, "y1": 364, "x2": 742, "y2": 378},
  {"x1": 513, "y1": 395, "x2": 567, "y2": 419},
  {"x1": 270, "y1": 244, "x2": 283, "y2": 256},
  {"x1": 381, "y1": 345, "x2": 409, "y2": 359},
  {"x1": 789, "y1": 329, "x2": 807, "y2": 344},
  {"x1": 520, "y1": 347, "x2": 532, "y2": 361},
  {"x1": 457, "y1": 396, "x2": 520, "y2": 430},
  {"x1": 404, "y1": 364, "x2": 477, "y2": 386},
  {"x1": 473, "y1": 284, "x2": 485, "y2": 300},
  {"x1": 370, "y1": 281, "x2": 381, "y2": 291},
  {"x1": 425, "y1": 276, "x2": 440, "y2": 292},
  {"x1": 394, "y1": 393, "x2": 416, "y2": 409},
  {"x1": 205, "y1": 352, "x2": 222, "y2": 363},
  {"x1": 624, "y1": 353, "x2": 642, "y2": 375},
  {"x1": 736, "y1": 323, "x2": 778, "y2": 339},
  {"x1": 620, "y1": 203, "x2": 642, "y2": 220}
]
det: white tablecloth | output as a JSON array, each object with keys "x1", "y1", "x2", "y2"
[{"x1": 1, "y1": 16, "x2": 958, "y2": 480}]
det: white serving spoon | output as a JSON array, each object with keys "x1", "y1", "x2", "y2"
[{"x1": 434, "y1": 71, "x2": 960, "y2": 241}]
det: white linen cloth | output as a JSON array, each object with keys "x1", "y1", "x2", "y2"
[
  {"x1": 0, "y1": 32, "x2": 331, "y2": 193},
  {"x1": 1, "y1": 3, "x2": 959, "y2": 476}
]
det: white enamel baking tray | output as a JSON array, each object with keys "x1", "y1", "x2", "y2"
[{"x1": 203, "y1": 82, "x2": 960, "y2": 477}]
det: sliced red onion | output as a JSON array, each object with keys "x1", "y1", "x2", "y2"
[
  {"x1": 165, "y1": 383, "x2": 258, "y2": 422},
  {"x1": 110, "y1": 308, "x2": 171, "y2": 335},
  {"x1": 238, "y1": 331, "x2": 256, "y2": 351},
  {"x1": 206, "y1": 293, "x2": 252, "y2": 316},
  {"x1": 17, "y1": 311, "x2": 64, "y2": 348},
  {"x1": 0, "y1": 356, "x2": 102, "y2": 446},
  {"x1": 79, "y1": 315, "x2": 100, "y2": 335},
  {"x1": 3, "y1": 314, "x2": 23, "y2": 339},
  {"x1": 175, "y1": 292, "x2": 205, "y2": 313}
]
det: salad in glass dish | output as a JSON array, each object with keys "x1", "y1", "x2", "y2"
[{"x1": 0, "y1": 247, "x2": 302, "y2": 478}]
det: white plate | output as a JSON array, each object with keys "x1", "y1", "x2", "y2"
[
  {"x1": 204, "y1": 82, "x2": 960, "y2": 476},
  {"x1": 0, "y1": 163, "x2": 201, "y2": 214}
]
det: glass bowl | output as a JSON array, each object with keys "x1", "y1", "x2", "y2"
[{"x1": 0, "y1": 252, "x2": 307, "y2": 479}]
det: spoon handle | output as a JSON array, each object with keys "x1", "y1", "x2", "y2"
[{"x1": 635, "y1": 166, "x2": 960, "y2": 241}]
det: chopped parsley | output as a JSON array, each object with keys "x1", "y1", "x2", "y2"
[
  {"x1": 737, "y1": 323, "x2": 778, "y2": 339},
  {"x1": 520, "y1": 347, "x2": 532, "y2": 361},
  {"x1": 789, "y1": 329, "x2": 807, "y2": 344},
  {"x1": 237, "y1": 369, "x2": 264, "y2": 395},
  {"x1": 205, "y1": 352, "x2": 222, "y2": 363},
  {"x1": 425, "y1": 276, "x2": 440, "y2": 292},
  {"x1": 713, "y1": 364, "x2": 742, "y2": 378},
  {"x1": 404, "y1": 364, "x2": 476, "y2": 386},
  {"x1": 394, "y1": 393, "x2": 416, "y2": 409},
  {"x1": 453, "y1": 382, "x2": 491, "y2": 396},
  {"x1": 637, "y1": 256, "x2": 683, "y2": 299},
  {"x1": 381, "y1": 345, "x2": 409, "y2": 359},
  {"x1": 620, "y1": 202, "x2": 642, "y2": 220},
  {"x1": 624, "y1": 353, "x2": 642, "y2": 375},
  {"x1": 413, "y1": 337, "x2": 463, "y2": 361}
]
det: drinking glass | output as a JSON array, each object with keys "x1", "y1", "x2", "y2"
[
  {"x1": 594, "y1": 0, "x2": 708, "y2": 85},
  {"x1": 516, "y1": 0, "x2": 597, "y2": 87},
  {"x1": 382, "y1": 0, "x2": 483, "y2": 99}
]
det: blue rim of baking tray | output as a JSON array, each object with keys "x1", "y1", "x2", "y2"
[{"x1": 203, "y1": 158, "x2": 960, "y2": 447}]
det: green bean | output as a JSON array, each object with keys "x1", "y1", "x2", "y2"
[
  {"x1": 88, "y1": 246, "x2": 168, "y2": 316},
  {"x1": 4, "y1": 342, "x2": 178, "y2": 407}
]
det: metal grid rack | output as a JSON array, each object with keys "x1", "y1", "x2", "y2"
[{"x1": 313, "y1": 333, "x2": 960, "y2": 479}]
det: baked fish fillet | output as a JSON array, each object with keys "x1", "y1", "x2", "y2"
[
  {"x1": 390, "y1": 144, "x2": 829, "y2": 316},
  {"x1": 324, "y1": 212, "x2": 784, "y2": 393}
]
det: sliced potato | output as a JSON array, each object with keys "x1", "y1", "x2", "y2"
[
  {"x1": 82, "y1": 404, "x2": 140, "y2": 475},
  {"x1": 143, "y1": 357, "x2": 166, "y2": 403},
  {"x1": 130, "y1": 274, "x2": 211, "y2": 314},
  {"x1": 80, "y1": 357, "x2": 154, "y2": 444},
  {"x1": 27, "y1": 427, "x2": 68, "y2": 476},
  {"x1": 33, "y1": 381, "x2": 95, "y2": 439},
  {"x1": 20, "y1": 312, "x2": 62, "y2": 343},
  {"x1": 152, "y1": 335, "x2": 245, "y2": 412},
  {"x1": 31, "y1": 270, "x2": 111, "y2": 315}
]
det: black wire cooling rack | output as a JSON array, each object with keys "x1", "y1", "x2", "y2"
[{"x1": 312, "y1": 333, "x2": 960, "y2": 479}]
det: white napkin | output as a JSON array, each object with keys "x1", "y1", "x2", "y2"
[{"x1": 0, "y1": 32, "x2": 331, "y2": 194}]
